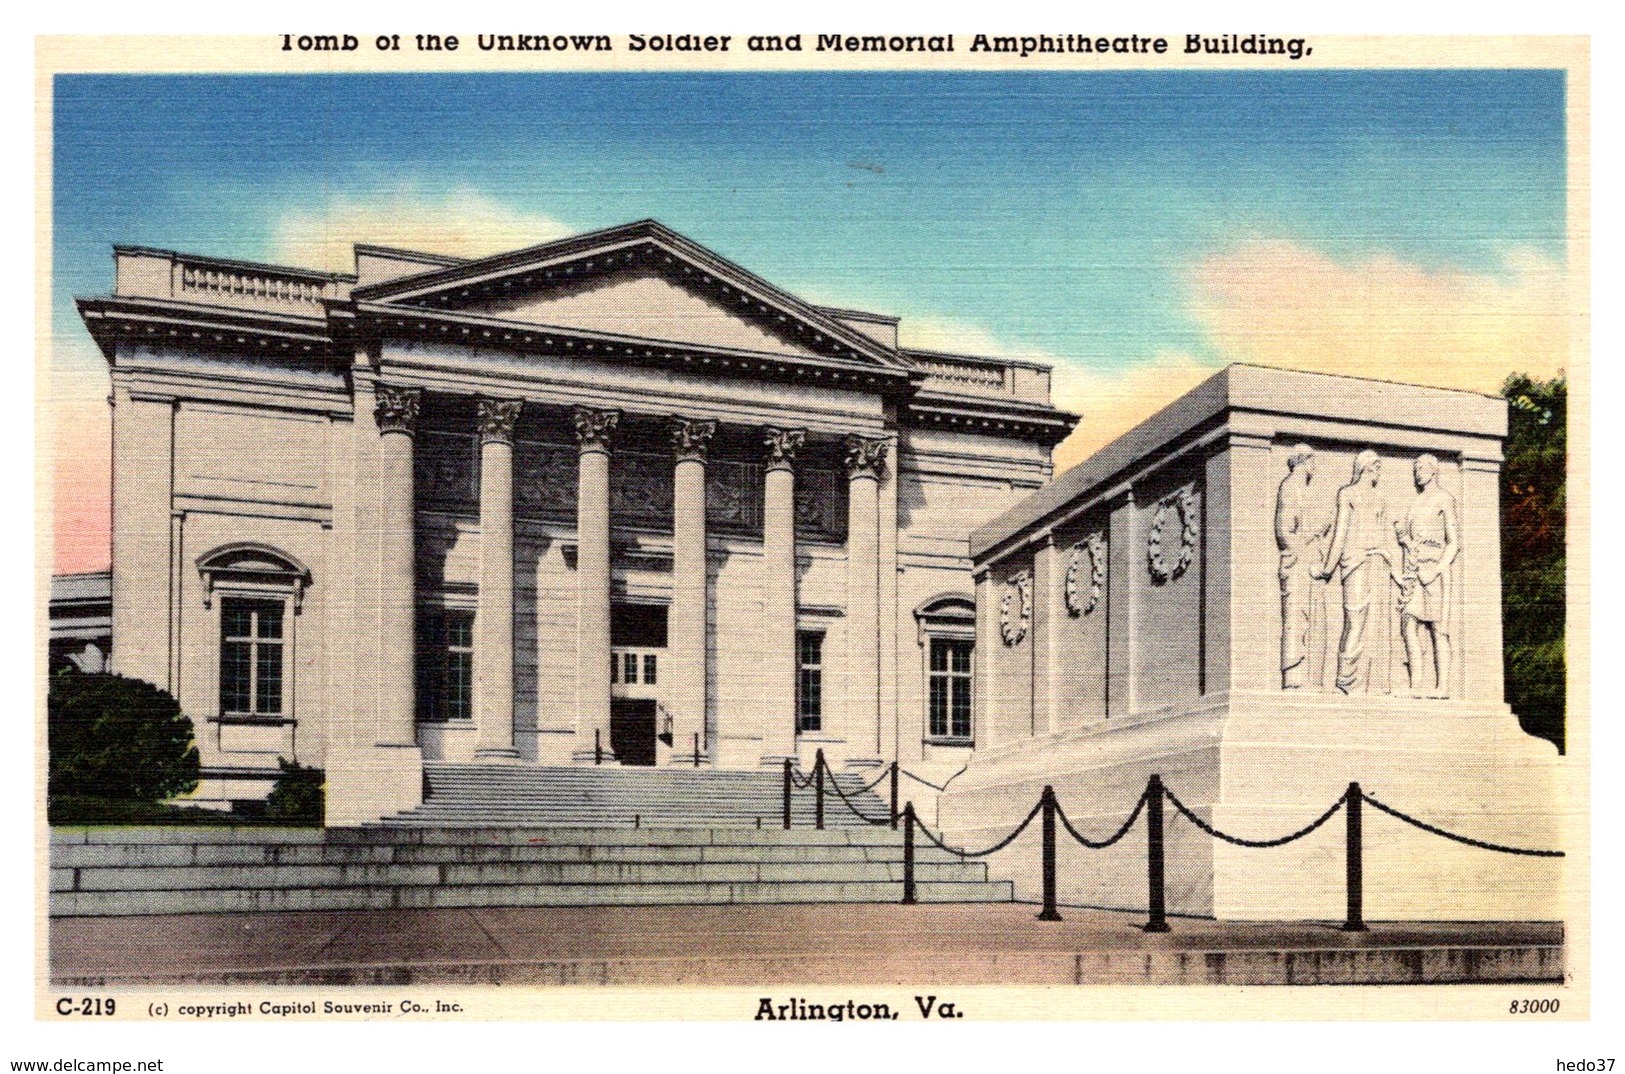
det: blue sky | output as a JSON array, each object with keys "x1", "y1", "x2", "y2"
[
  {"x1": 53, "y1": 70, "x2": 1564, "y2": 364},
  {"x1": 49, "y1": 69, "x2": 1570, "y2": 567}
]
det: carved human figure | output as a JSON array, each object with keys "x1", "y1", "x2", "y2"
[
  {"x1": 1314, "y1": 450, "x2": 1399, "y2": 694},
  {"x1": 1274, "y1": 444, "x2": 1329, "y2": 688},
  {"x1": 1395, "y1": 454, "x2": 1460, "y2": 697}
]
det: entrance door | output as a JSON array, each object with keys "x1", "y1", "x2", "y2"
[{"x1": 610, "y1": 698, "x2": 658, "y2": 767}]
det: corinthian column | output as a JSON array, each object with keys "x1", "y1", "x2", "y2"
[
  {"x1": 844, "y1": 434, "x2": 887, "y2": 768},
  {"x1": 474, "y1": 398, "x2": 522, "y2": 759},
  {"x1": 374, "y1": 384, "x2": 421, "y2": 748},
  {"x1": 668, "y1": 417, "x2": 716, "y2": 765},
  {"x1": 572, "y1": 405, "x2": 620, "y2": 764},
  {"x1": 759, "y1": 427, "x2": 804, "y2": 765}
]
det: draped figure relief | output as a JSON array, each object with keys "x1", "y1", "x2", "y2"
[
  {"x1": 1275, "y1": 444, "x2": 1330, "y2": 689},
  {"x1": 1276, "y1": 447, "x2": 1465, "y2": 698}
]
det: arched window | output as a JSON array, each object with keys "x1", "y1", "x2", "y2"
[
  {"x1": 197, "y1": 544, "x2": 311, "y2": 722},
  {"x1": 914, "y1": 593, "x2": 976, "y2": 744}
]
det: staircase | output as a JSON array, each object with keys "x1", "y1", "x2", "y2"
[
  {"x1": 380, "y1": 763, "x2": 889, "y2": 828},
  {"x1": 50, "y1": 766, "x2": 1014, "y2": 916}
]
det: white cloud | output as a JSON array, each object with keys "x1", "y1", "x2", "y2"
[{"x1": 269, "y1": 188, "x2": 574, "y2": 274}]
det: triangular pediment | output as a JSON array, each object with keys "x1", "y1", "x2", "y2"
[
  {"x1": 459, "y1": 266, "x2": 827, "y2": 359},
  {"x1": 353, "y1": 220, "x2": 904, "y2": 368}
]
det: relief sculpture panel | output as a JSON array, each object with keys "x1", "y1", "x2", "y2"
[{"x1": 1278, "y1": 445, "x2": 1462, "y2": 697}]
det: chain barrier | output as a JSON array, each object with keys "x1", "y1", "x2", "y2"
[
  {"x1": 1054, "y1": 790, "x2": 1149, "y2": 849},
  {"x1": 1359, "y1": 790, "x2": 1565, "y2": 858},
  {"x1": 898, "y1": 765, "x2": 969, "y2": 793},
  {"x1": 842, "y1": 765, "x2": 895, "y2": 796},
  {"x1": 1161, "y1": 785, "x2": 1346, "y2": 848},
  {"x1": 913, "y1": 798, "x2": 1044, "y2": 859},
  {"x1": 822, "y1": 764, "x2": 893, "y2": 826}
]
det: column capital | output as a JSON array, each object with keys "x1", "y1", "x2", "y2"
[
  {"x1": 572, "y1": 405, "x2": 621, "y2": 454},
  {"x1": 843, "y1": 434, "x2": 889, "y2": 480},
  {"x1": 763, "y1": 426, "x2": 805, "y2": 473},
  {"x1": 375, "y1": 384, "x2": 422, "y2": 437},
  {"x1": 669, "y1": 417, "x2": 718, "y2": 464},
  {"x1": 476, "y1": 398, "x2": 524, "y2": 446}
]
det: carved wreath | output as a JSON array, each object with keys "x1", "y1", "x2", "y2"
[
  {"x1": 999, "y1": 571, "x2": 1032, "y2": 646},
  {"x1": 1065, "y1": 532, "x2": 1107, "y2": 616},
  {"x1": 1147, "y1": 486, "x2": 1199, "y2": 584}
]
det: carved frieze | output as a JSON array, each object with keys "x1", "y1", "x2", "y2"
[
  {"x1": 515, "y1": 442, "x2": 577, "y2": 514},
  {"x1": 476, "y1": 398, "x2": 523, "y2": 445},
  {"x1": 1147, "y1": 486, "x2": 1199, "y2": 584},
  {"x1": 611, "y1": 452, "x2": 675, "y2": 523},
  {"x1": 1000, "y1": 570, "x2": 1032, "y2": 646},
  {"x1": 1065, "y1": 531, "x2": 1106, "y2": 616},
  {"x1": 374, "y1": 384, "x2": 421, "y2": 436},
  {"x1": 843, "y1": 434, "x2": 889, "y2": 481},
  {"x1": 572, "y1": 406, "x2": 620, "y2": 452},
  {"x1": 706, "y1": 459, "x2": 761, "y2": 532},
  {"x1": 794, "y1": 469, "x2": 847, "y2": 541},
  {"x1": 416, "y1": 433, "x2": 477, "y2": 505}
]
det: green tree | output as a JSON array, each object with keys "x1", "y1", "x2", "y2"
[
  {"x1": 1501, "y1": 373, "x2": 1566, "y2": 751},
  {"x1": 48, "y1": 672, "x2": 200, "y2": 804}
]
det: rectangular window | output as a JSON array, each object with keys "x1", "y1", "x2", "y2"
[
  {"x1": 643, "y1": 654, "x2": 658, "y2": 685},
  {"x1": 220, "y1": 598, "x2": 284, "y2": 717},
  {"x1": 796, "y1": 631, "x2": 823, "y2": 733},
  {"x1": 928, "y1": 638, "x2": 974, "y2": 740},
  {"x1": 623, "y1": 652, "x2": 639, "y2": 684},
  {"x1": 416, "y1": 609, "x2": 475, "y2": 721}
]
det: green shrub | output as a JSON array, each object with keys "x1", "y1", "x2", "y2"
[
  {"x1": 48, "y1": 671, "x2": 199, "y2": 806},
  {"x1": 265, "y1": 758, "x2": 324, "y2": 825}
]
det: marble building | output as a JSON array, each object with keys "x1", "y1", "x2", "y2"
[
  {"x1": 937, "y1": 366, "x2": 1564, "y2": 920},
  {"x1": 73, "y1": 220, "x2": 1075, "y2": 823}
]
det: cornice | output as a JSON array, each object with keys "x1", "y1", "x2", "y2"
[
  {"x1": 76, "y1": 295, "x2": 339, "y2": 361},
  {"x1": 903, "y1": 392, "x2": 1079, "y2": 446},
  {"x1": 351, "y1": 219, "x2": 906, "y2": 371},
  {"x1": 352, "y1": 301, "x2": 917, "y2": 396}
]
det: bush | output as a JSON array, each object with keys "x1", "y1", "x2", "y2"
[
  {"x1": 48, "y1": 671, "x2": 200, "y2": 805},
  {"x1": 265, "y1": 758, "x2": 324, "y2": 825}
]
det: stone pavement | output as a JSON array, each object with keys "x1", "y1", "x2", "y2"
[{"x1": 50, "y1": 903, "x2": 1564, "y2": 987}]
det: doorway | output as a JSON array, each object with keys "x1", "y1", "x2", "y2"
[{"x1": 610, "y1": 698, "x2": 658, "y2": 767}]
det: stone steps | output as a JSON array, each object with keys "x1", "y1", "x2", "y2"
[
  {"x1": 376, "y1": 763, "x2": 892, "y2": 829},
  {"x1": 49, "y1": 825, "x2": 1012, "y2": 917}
]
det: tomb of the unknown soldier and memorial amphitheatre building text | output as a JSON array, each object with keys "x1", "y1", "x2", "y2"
[{"x1": 61, "y1": 219, "x2": 1563, "y2": 921}]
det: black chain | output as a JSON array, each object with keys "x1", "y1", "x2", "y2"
[
  {"x1": 913, "y1": 799, "x2": 1044, "y2": 859},
  {"x1": 787, "y1": 765, "x2": 817, "y2": 790},
  {"x1": 1054, "y1": 790, "x2": 1149, "y2": 849},
  {"x1": 1360, "y1": 791, "x2": 1565, "y2": 857},
  {"x1": 1162, "y1": 785, "x2": 1345, "y2": 848},
  {"x1": 899, "y1": 765, "x2": 966, "y2": 792},
  {"x1": 822, "y1": 767, "x2": 891, "y2": 825},
  {"x1": 842, "y1": 766, "x2": 893, "y2": 796}
]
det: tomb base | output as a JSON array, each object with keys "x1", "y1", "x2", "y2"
[{"x1": 936, "y1": 693, "x2": 1565, "y2": 921}]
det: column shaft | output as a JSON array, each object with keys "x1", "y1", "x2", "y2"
[
  {"x1": 844, "y1": 435, "x2": 887, "y2": 767},
  {"x1": 669, "y1": 417, "x2": 714, "y2": 765},
  {"x1": 572, "y1": 407, "x2": 618, "y2": 763},
  {"x1": 475, "y1": 399, "x2": 521, "y2": 758},
  {"x1": 761, "y1": 464, "x2": 798, "y2": 761},
  {"x1": 375, "y1": 390, "x2": 420, "y2": 748}
]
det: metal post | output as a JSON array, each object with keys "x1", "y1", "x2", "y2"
[
  {"x1": 782, "y1": 758, "x2": 793, "y2": 830},
  {"x1": 814, "y1": 748, "x2": 826, "y2": 831},
  {"x1": 1038, "y1": 785, "x2": 1062, "y2": 921},
  {"x1": 1343, "y1": 781, "x2": 1368, "y2": 932},
  {"x1": 595, "y1": 728, "x2": 603, "y2": 766},
  {"x1": 1143, "y1": 775, "x2": 1170, "y2": 933},
  {"x1": 890, "y1": 761, "x2": 900, "y2": 830},
  {"x1": 901, "y1": 802, "x2": 917, "y2": 904},
  {"x1": 693, "y1": 732, "x2": 701, "y2": 768}
]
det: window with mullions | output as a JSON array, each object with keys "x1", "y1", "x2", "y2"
[
  {"x1": 796, "y1": 631, "x2": 823, "y2": 733},
  {"x1": 928, "y1": 637, "x2": 973, "y2": 740},
  {"x1": 220, "y1": 598, "x2": 284, "y2": 716},
  {"x1": 416, "y1": 610, "x2": 474, "y2": 721}
]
